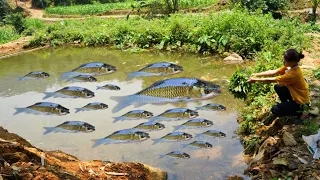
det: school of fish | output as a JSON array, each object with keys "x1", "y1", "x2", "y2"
[{"x1": 15, "y1": 61, "x2": 228, "y2": 160}]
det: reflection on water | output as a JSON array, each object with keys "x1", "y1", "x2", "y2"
[{"x1": 0, "y1": 47, "x2": 249, "y2": 179}]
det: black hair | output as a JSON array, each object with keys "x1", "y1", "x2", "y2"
[{"x1": 283, "y1": 49, "x2": 304, "y2": 62}]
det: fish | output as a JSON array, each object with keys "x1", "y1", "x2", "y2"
[
  {"x1": 195, "y1": 103, "x2": 226, "y2": 111},
  {"x1": 14, "y1": 102, "x2": 69, "y2": 116},
  {"x1": 173, "y1": 118, "x2": 213, "y2": 131},
  {"x1": 182, "y1": 141, "x2": 213, "y2": 149},
  {"x1": 97, "y1": 84, "x2": 120, "y2": 90},
  {"x1": 126, "y1": 62, "x2": 183, "y2": 80},
  {"x1": 92, "y1": 129, "x2": 150, "y2": 147},
  {"x1": 18, "y1": 71, "x2": 50, "y2": 81},
  {"x1": 196, "y1": 130, "x2": 226, "y2": 138},
  {"x1": 75, "y1": 102, "x2": 108, "y2": 113},
  {"x1": 43, "y1": 121, "x2": 95, "y2": 135},
  {"x1": 113, "y1": 110, "x2": 153, "y2": 122},
  {"x1": 150, "y1": 108, "x2": 199, "y2": 121},
  {"x1": 111, "y1": 78, "x2": 221, "y2": 113},
  {"x1": 152, "y1": 132, "x2": 193, "y2": 145},
  {"x1": 132, "y1": 122, "x2": 165, "y2": 131},
  {"x1": 43, "y1": 86, "x2": 95, "y2": 99},
  {"x1": 61, "y1": 62, "x2": 116, "y2": 79},
  {"x1": 159, "y1": 151, "x2": 190, "y2": 159},
  {"x1": 66, "y1": 75, "x2": 97, "y2": 82}
]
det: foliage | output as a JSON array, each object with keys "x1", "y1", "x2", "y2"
[
  {"x1": 0, "y1": 25, "x2": 20, "y2": 44},
  {"x1": 314, "y1": 69, "x2": 320, "y2": 80},
  {"x1": 44, "y1": 0, "x2": 218, "y2": 15},
  {"x1": 4, "y1": 12, "x2": 26, "y2": 34},
  {"x1": 0, "y1": 0, "x2": 12, "y2": 21},
  {"x1": 32, "y1": 0, "x2": 124, "y2": 8},
  {"x1": 231, "y1": 0, "x2": 289, "y2": 13}
]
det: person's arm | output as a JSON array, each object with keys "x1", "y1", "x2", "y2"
[
  {"x1": 251, "y1": 70, "x2": 280, "y2": 77},
  {"x1": 248, "y1": 77, "x2": 276, "y2": 83}
]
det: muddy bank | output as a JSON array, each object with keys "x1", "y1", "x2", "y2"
[{"x1": 0, "y1": 127, "x2": 167, "y2": 180}]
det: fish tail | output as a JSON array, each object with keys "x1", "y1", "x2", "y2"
[
  {"x1": 14, "y1": 108, "x2": 25, "y2": 115},
  {"x1": 194, "y1": 107, "x2": 201, "y2": 111},
  {"x1": 91, "y1": 139, "x2": 104, "y2": 148},
  {"x1": 181, "y1": 143, "x2": 189, "y2": 148},
  {"x1": 17, "y1": 76, "x2": 24, "y2": 82},
  {"x1": 96, "y1": 86, "x2": 102, "y2": 90},
  {"x1": 60, "y1": 72, "x2": 81, "y2": 80},
  {"x1": 195, "y1": 133, "x2": 202, "y2": 138},
  {"x1": 43, "y1": 92, "x2": 54, "y2": 100},
  {"x1": 43, "y1": 127, "x2": 55, "y2": 135},
  {"x1": 112, "y1": 117, "x2": 125, "y2": 123},
  {"x1": 159, "y1": 154, "x2": 166, "y2": 159},
  {"x1": 126, "y1": 72, "x2": 135, "y2": 81},
  {"x1": 173, "y1": 125, "x2": 181, "y2": 131},
  {"x1": 110, "y1": 95, "x2": 134, "y2": 113},
  {"x1": 152, "y1": 139, "x2": 162, "y2": 145},
  {"x1": 75, "y1": 108, "x2": 82, "y2": 113},
  {"x1": 65, "y1": 78, "x2": 73, "y2": 82}
]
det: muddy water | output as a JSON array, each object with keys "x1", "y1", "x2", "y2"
[{"x1": 0, "y1": 47, "x2": 249, "y2": 179}]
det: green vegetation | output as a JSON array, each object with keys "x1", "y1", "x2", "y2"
[
  {"x1": 44, "y1": 0, "x2": 217, "y2": 15},
  {"x1": 231, "y1": 0, "x2": 290, "y2": 13},
  {"x1": 0, "y1": 25, "x2": 20, "y2": 44}
]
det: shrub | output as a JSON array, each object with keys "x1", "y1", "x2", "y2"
[
  {"x1": 231, "y1": 0, "x2": 289, "y2": 14},
  {"x1": 4, "y1": 12, "x2": 26, "y2": 34},
  {"x1": 0, "y1": 25, "x2": 20, "y2": 44}
]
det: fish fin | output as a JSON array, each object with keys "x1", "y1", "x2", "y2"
[
  {"x1": 43, "y1": 127, "x2": 55, "y2": 135},
  {"x1": 110, "y1": 95, "x2": 134, "y2": 113},
  {"x1": 43, "y1": 92, "x2": 54, "y2": 100},
  {"x1": 14, "y1": 108, "x2": 26, "y2": 115},
  {"x1": 75, "y1": 108, "x2": 82, "y2": 113}
]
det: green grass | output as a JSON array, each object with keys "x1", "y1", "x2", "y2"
[
  {"x1": 44, "y1": 0, "x2": 217, "y2": 15},
  {"x1": 0, "y1": 25, "x2": 20, "y2": 44}
]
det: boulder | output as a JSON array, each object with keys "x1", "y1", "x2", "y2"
[{"x1": 223, "y1": 53, "x2": 244, "y2": 64}]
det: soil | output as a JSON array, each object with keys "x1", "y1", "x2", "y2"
[{"x1": 0, "y1": 127, "x2": 167, "y2": 180}]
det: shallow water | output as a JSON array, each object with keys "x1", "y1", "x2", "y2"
[{"x1": 0, "y1": 47, "x2": 249, "y2": 179}]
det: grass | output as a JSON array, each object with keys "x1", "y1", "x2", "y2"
[
  {"x1": 44, "y1": 0, "x2": 217, "y2": 15},
  {"x1": 0, "y1": 25, "x2": 20, "y2": 44}
]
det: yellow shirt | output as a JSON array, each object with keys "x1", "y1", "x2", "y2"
[{"x1": 276, "y1": 66, "x2": 310, "y2": 104}]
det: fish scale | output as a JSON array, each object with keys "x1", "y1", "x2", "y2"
[{"x1": 138, "y1": 86, "x2": 191, "y2": 98}]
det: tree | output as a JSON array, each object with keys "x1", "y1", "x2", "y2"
[{"x1": 311, "y1": 0, "x2": 319, "y2": 22}]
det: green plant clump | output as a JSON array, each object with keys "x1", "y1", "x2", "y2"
[{"x1": 0, "y1": 25, "x2": 20, "y2": 44}]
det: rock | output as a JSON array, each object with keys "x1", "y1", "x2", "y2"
[
  {"x1": 288, "y1": 160, "x2": 299, "y2": 170},
  {"x1": 272, "y1": 157, "x2": 288, "y2": 166},
  {"x1": 223, "y1": 53, "x2": 244, "y2": 64},
  {"x1": 283, "y1": 132, "x2": 297, "y2": 146},
  {"x1": 309, "y1": 107, "x2": 319, "y2": 116}
]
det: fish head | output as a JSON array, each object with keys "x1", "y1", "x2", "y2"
[
  {"x1": 41, "y1": 72, "x2": 50, "y2": 78},
  {"x1": 170, "y1": 64, "x2": 183, "y2": 73},
  {"x1": 198, "y1": 82, "x2": 221, "y2": 98},
  {"x1": 56, "y1": 106, "x2": 70, "y2": 115},
  {"x1": 182, "y1": 133, "x2": 193, "y2": 140},
  {"x1": 102, "y1": 64, "x2": 117, "y2": 73},
  {"x1": 154, "y1": 123, "x2": 165, "y2": 130},
  {"x1": 219, "y1": 132, "x2": 227, "y2": 137},
  {"x1": 84, "y1": 123, "x2": 95, "y2": 132},
  {"x1": 115, "y1": 86, "x2": 121, "y2": 90},
  {"x1": 218, "y1": 105, "x2": 226, "y2": 111},
  {"x1": 135, "y1": 131, "x2": 150, "y2": 140},
  {"x1": 90, "y1": 76, "x2": 97, "y2": 82},
  {"x1": 186, "y1": 109, "x2": 199, "y2": 118},
  {"x1": 182, "y1": 153, "x2": 190, "y2": 159},
  {"x1": 100, "y1": 103, "x2": 109, "y2": 109},
  {"x1": 142, "y1": 111, "x2": 153, "y2": 118},
  {"x1": 83, "y1": 89, "x2": 95, "y2": 98},
  {"x1": 205, "y1": 142, "x2": 213, "y2": 148},
  {"x1": 204, "y1": 120, "x2": 214, "y2": 126}
]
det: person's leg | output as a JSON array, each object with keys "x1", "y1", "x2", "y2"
[
  {"x1": 274, "y1": 84, "x2": 293, "y2": 103},
  {"x1": 271, "y1": 101, "x2": 302, "y2": 117}
]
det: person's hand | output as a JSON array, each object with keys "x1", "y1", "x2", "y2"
[
  {"x1": 250, "y1": 73, "x2": 257, "y2": 78},
  {"x1": 247, "y1": 77, "x2": 257, "y2": 83}
]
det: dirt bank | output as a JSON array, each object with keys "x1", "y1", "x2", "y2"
[{"x1": 0, "y1": 127, "x2": 167, "y2": 180}]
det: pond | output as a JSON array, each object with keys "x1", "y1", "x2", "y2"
[{"x1": 0, "y1": 47, "x2": 249, "y2": 179}]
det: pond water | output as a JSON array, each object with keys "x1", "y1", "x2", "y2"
[{"x1": 0, "y1": 47, "x2": 249, "y2": 179}]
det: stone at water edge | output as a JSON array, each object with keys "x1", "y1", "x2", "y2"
[
  {"x1": 283, "y1": 132, "x2": 297, "y2": 146},
  {"x1": 223, "y1": 53, "x2": 244, "y2": 64}
]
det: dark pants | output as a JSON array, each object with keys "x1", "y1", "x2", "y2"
[{"x1": 271, "y1": 84, "x2": 302, "y2": 117}]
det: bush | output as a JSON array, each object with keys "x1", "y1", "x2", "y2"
[
  {"x1": 4, "y1": 13, "x2": 26, "y2": 34},
  {"x1": 0, "y1": 25, "x2": 20, "y2": 44},
  {"x1": 231, "y1": 0, "x2": 289, "y2": 14},
  {"x1": 0, "y1": 0, "x2": 12, "y2": 21}
]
